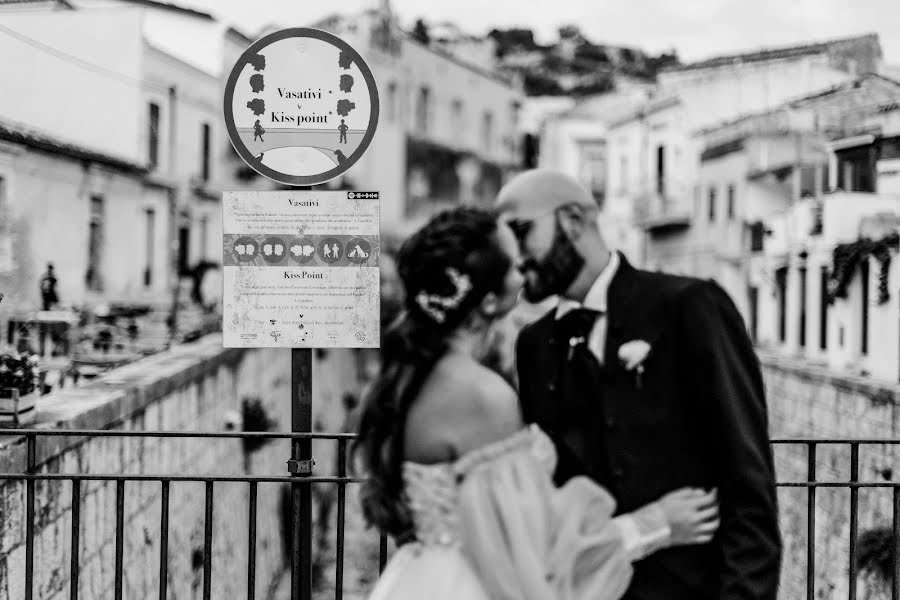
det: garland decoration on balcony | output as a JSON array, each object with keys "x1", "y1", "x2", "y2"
[{"x1": 828, "y1": 232, "x2": 900, "y2": 305}]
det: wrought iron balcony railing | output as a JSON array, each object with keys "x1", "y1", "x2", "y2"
[{"x1": 0, "y1": 430, "x2": 898, "y2": 600}]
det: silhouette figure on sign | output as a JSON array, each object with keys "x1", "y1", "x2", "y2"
[
  {"x1": 338, "y1": 119, "x2": 348, "y2": 144},
  {"x1": 250, "y1": 74, "x2": 265, "y2": 93},
  {"x1": 336, "y1": 99, "x2": 355, "y2": 117},
  {"x1": 247, "y1": 99, "x2": 266, "y2": 116},
  {"x1": 332, "y1": 243, "x2": 340, "y2": 258},
  {"x1": 323, "y1": 245, "x2": 331, "y2": 258},
  {"x1": 253, "y1": 120, "x2": 265, "y2": 141},
  {"x1": 334, "y1": 149, "x2": 348, "y2": 165},
  {"x1": 339, "y1": 74, "x2": 354, "y2": 93},
  {"x1": 338, "y1": 50, "x2": 353, "y2": 69},
  {"x1": 248, "y1": 54, "x2": 266, "y2": 71}
]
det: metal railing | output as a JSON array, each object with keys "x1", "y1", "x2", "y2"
[
  {"x1": 0, "y1": 429, "x2": 385, "y2": 600},
  {"x1": 0, "y1": 431, "x2": 899, "y2": 599}
]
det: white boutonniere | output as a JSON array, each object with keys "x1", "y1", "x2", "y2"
[
  {"x1": 618, "y1": 340, "x2": 651, "y2": 389},
  {"x1": 567, "y1": 336, "x2": 586, "y2": 360}
]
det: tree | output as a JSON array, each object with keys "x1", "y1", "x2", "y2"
[{"x1": 412, "y1": 18, "x2": 430, "y2": 45}]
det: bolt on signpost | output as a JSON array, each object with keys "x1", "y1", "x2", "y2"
[{"x1": 223, "y1": 28, "x2": 380, "y2": 600}]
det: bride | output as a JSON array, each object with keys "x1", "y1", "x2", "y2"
[{"x1": 353, "y1": 207, "x2": 719, "y2": 599}]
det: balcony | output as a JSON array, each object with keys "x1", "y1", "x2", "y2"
[{"x1": 632, "y1": 178, "x2": 693, "y2": 234}]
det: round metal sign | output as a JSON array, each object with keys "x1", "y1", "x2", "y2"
[{"x1": 224, "y1": 28, "x2": 380, "y2": 186}]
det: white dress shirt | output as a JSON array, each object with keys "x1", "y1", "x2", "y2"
[{"x1": 554, "y1": 251, "x2": 620, "y2": 365}]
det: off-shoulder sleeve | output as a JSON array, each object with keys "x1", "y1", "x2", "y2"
[{"x1": 454, "y1": 444, "x2": 634, "y2": 600}]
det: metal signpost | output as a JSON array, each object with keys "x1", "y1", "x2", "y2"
[{"x1": 223, "y1": 28, "x2": 380, "y2": 600}]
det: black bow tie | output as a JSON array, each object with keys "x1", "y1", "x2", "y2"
[{"x1": 555, "y1": 308, "x2": 602, "y2": 342}]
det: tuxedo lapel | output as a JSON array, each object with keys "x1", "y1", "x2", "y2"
[{"x1": 603, "y1": 252, "x2": 641, "y2": 379}]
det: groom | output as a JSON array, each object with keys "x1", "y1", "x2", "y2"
[{"x1": 496, "y1": 170, "x2": 781, "y2": 600}]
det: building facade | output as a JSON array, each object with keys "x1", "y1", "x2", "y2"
[{"x1": 312, "y1": 8, "x2": 524, "y2": 229}]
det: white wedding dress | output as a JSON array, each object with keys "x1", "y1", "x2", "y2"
[{"x1": 367, "y1": 425, "x2": 672, "y2": 600}]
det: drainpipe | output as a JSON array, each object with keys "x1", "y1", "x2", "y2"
[{"x1": 167, "y1": 85, "x2": 180, "y2": 345}]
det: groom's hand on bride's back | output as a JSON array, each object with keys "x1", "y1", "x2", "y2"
[{"x1": 658, "y1": 487, "x2": 719, "y2": 546}]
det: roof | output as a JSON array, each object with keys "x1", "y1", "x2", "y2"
[
  {"x1": 225, "y1": 25, "x2": 252, "y2": 45},
  {"x1": 695, "y1": 73, "x2": 900, "y2": 137},
  {"x1": 0, "y1": 118, "x2": 147, "y2": 174},
  {"x1": 788, "y1": 72, "x2": 900, "y2": 108},
  {"x1": 665, "y1": 33, "x2": 879, "y2": 73},
  {"x1": 110, "y1": 0, "x2": 212, "y2": 20},
  {"x1": 0, "y1": 0, "x2": 73, "y2": 6}
]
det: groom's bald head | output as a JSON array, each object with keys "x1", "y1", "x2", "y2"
[{"x1": 496, "y1": 169, "x2": 598, "y2": 222}]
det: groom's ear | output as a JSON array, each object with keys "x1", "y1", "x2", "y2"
[{"x1": 556, "y1": 204, "x2": 589, "y2": 241}]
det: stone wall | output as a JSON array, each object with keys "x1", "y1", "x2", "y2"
[
  {"x1": 762, "y1": 352, "x2": 900, "y2": 600},
  {"x1": 0, "y1": 336, "x2": 372, "y2": 600}
]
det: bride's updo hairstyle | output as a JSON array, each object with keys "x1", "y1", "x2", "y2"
[{"x1": 352, "y1": 206, "x2": 513, "y2": 538}]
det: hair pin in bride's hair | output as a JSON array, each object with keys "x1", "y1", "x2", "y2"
[{"x1": 414, "y1": 267, "x2": 473, "y2": 323}]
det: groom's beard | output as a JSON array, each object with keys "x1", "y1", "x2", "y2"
[{"x1": 520, "y1": 222, "x2": 585, "y2": 303}]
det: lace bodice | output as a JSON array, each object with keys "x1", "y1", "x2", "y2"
[{"x1": 401, "y1": 425, "x2": 557, "y2": 546}]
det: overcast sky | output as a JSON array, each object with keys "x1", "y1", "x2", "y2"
[{"x1": 180, "y1": 0, "x2": 900, "y2": 65}]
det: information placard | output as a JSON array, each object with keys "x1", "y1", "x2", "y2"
[{"x1": 222, "y1": 190, "x2": 380, "y2": 348}]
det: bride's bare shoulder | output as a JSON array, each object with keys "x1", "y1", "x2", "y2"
[{"x1": 404, "y1": 355, "x2": 523, "y2": 463}]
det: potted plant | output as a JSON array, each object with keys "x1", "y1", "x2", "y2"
[{"x1": 0, "y1": 349, "x2": 41, "y2": 426}]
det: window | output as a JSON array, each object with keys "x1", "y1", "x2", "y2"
[
  {"x1": 86, "y1": 195, "x2": 104, "y2": 291},
  {"x1": 177, "y1": 226, "x2": 190, "y2": 276},
  {"x1": 708, "y1": 186, "x2": 717, "y2": 222},
  {"x1": 387, "y1": 81, "x2": 397, "y2": 122},
  {"x1": 776, "y1": 266, "x2": 788, "y2": 343},
  {"x1": 415, "y1": 86, "x2": 430, "y2": 133},
  {"x1": 799, "y1": 266, "x2": 807, "y2": 348},
  {"x1": 836, "y1": 146, "x2": 876, "y2": 192},
  {"x1": 148, "y1": 103, "x2": 160, "y2": 169},
  {"x1": 451, "y1": 99, "x2": 464, "y2": 144},
  {"x1": 482, "y1": 111, "x2": 494, "y2": 153},
  {"x1": 578, "y1": 141, "x2": 606, "y2": 210},
  {"x1": 861, "y1": 258, "x2": 869, "y2": 355},
  {"x1": 748, "y1": 285, "x2": 759, "y2": 343},
  {"x1": 200, "y1": 216, "x2": 209, "y2": 261},
  {"x1": 819, "y1": 266, "x2": 829, "y2": 350},
  {"x1": 749, "y1": 221, "x2": 766, "y2": 252},
  {"x1": 656, "y1": 145, "x2": 665, "y2": 195},
  {"x1": 144, "y1": 208, "x2": 155, "y2": 287},
  {"x1": 727, "y1": 184, "x2": 736, "y2": 220},
  {"x1": 200, "y1": 122, "x2": 211, "y2": 182}
]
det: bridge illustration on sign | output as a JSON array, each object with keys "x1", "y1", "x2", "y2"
[{"x1": 236, "y1": 127, "x2": 366, "y2": 166}]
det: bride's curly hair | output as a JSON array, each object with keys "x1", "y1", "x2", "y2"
[{"x1": 351, "y1": 206, "x2": 513, "y2": 538}]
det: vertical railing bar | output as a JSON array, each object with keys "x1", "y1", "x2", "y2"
[
  {"x1": 336, "y1": 439, "x2": 347, "y2": 600},
  {"x1": 849, "y1": 443, "x2": 859, "y2": 600},
  {"x1": 25, "y1": 433, "x2": 36, "y2": 600},
  {"x1": 379, "y1": 534, "x2": 388, "y2": 573},
  {"x1": 290, "y1": 347, "x2": 313, "y2": 600},
  {"x1": 159, "y1": 480, "x2": 170, "y2": 600},
  {"x1": 114, "y1": 480, "x2": 125, "y2": 600},
  {"x1": 247, "y1": 481, "x2": 257, "y2": 600},
  {"x1": 893, "y1": 486, "x2": 900, "y2": 600},
  {"x1": 203, "y1": 481, "x2": 214, "y2": 600},
  {"x1": 807, "y1": 442, "x2": 816, "y2": 600},
  {"x1": 70, "y1": 479, "x2": 81, "y2": 600}
]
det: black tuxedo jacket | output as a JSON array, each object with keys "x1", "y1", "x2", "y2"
[{"x1": 515, "y1": 253, "x2": 781, "y2": 600}]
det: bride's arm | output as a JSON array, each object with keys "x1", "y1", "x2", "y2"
[
  {"x1": 613, "y1": 488, "x2": 719, "y2": 562},
  {"x1": 611, "y1": 502, "x2": 672, "y2": 561}
]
